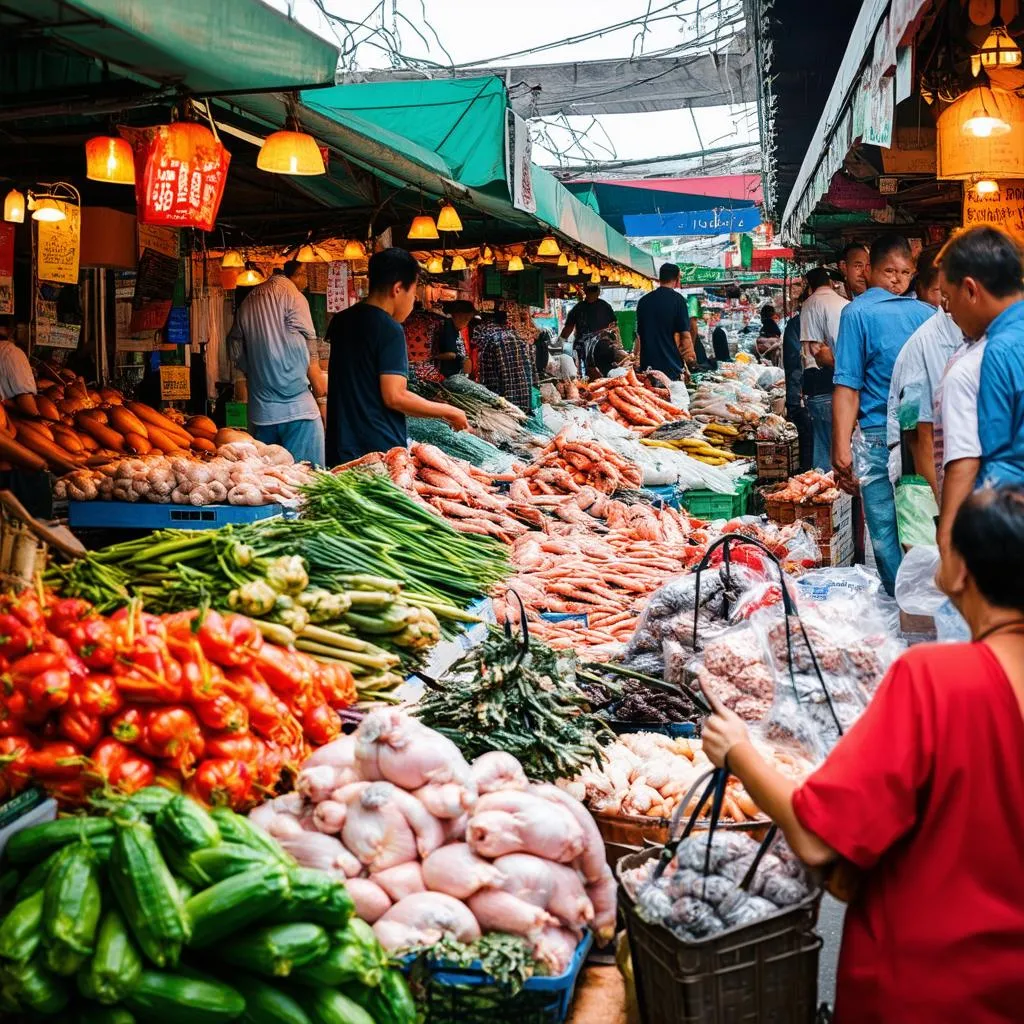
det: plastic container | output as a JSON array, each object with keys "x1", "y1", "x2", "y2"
[
  {"x1": 679, "y1": 487, "x2": 746, "y2": 521},
  {"x1": 606, "y1": 715, "x2": 696, "y2": 739},
  {"x1": 402, "y1": 933, "x2": 592, "y2": 1024},
  {"x1": 647, "y1": 484, "x2": 683, "y2": 509},
  {"x1": 617, "y1": 847, "x2": 822, "y2": 1024},
  {"x1": 68, "y1": 501, "x2": 285, "y2": 531}
]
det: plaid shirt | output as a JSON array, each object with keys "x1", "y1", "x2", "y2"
[{"x1": 475, "y1": 323, "x2": 534, "y2": 412}]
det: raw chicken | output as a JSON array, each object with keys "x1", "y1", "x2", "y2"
[
  {"x1": 443, "y1": 814, "x2": 468, "y2": 843},
  {"x1": 248, "y1": 792, "x2": 302, "y2": 833},
  {"x1": 268, "y1": 820, "x2": 362, "y2": 878},
  {"x1": 586, "y1": 864, "x2": 618, "y2": 945},
  {"x1": 421, "y1": 843, "x2": 505, "y2": 901},
  {"x1": 467, "y1": 889, "x2": 555, "y2": 939},
  {"x1": 298, "y1": 763, "x2": 358, "y2": 803},
  {"x1": 493, "y1": 854, "x2": 594, "y2": 932},
  {"x1": 471, "y1": 751, "x2": 529, "y2": 794},
  {"x1": 341, "y1": 780, "x2": 445, "y2": 872},
  {"x1": 531, "y1": 783, "x2": 607, "y2": 884},
  {"x1": 468, "y1": 792, "x2": 585, "y2": 863},
  {"x1": 356, "y1": 710, "x2": 475, "y2": 798},
  {"x1": 345, "y1": 878, "x2": 393, "y2": 923},
  {"x1": 532, "y1": 927, "x2": 579, "y2": 976},
  {"x1": 373, "y1": 892, "x2": 481, "y2": 952},
  {"x1": 302, "y1": 733, "x2": 356, "y2": 770},
  {"x1": 312, "y1": 800, "x2": 347, "y2": 835},
  {"x1": 372, "y1": 861, "x2": 427, "y2": 903},
  {"x1": 413, "y1": 780, "x2": 478, "y2": 820}
]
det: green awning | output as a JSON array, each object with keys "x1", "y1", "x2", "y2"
[{"x1": 0, "y1": 0, "x2": 338, "y2": 92}]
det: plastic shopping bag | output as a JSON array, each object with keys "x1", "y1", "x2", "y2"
[{"x1": 895, "y1": 475, "x2": 938, "y2": 547}]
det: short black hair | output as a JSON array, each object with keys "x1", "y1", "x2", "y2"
[
  {"x1": 447, "y1": 299, "x2": 476, "y2": 316},
  {"x1": 952, "y1": 487, "x2": 1024, "y2": 611},
  {"x1": 869, "y1": 233, "x2": 912, "y2": 267},
  {"x1": 914, "y1": 245, "x2": 942, "y2": 295},
  {"x1": 282, "y1": 259, "x2": 302, "y2": 279},
  {"x1": 938, "y1": 226, "x2": 1024, "y2": 299},
  {"x1": 658, "y1": 262, "x2": 680, "y2": 284},
  {"x1": 760, "y1": 304, "x2": 776, "y2": 320},
  {"x1": 805, "y1": 266, "x2": 831, "y2": 291},
  {"x1": 840, "y1": 242, "x2": 868, "y2": 263},
  {"x1": 368, "y1": 247, "x2": 419, "y2": 294},
  {"x1": 584, "y1": 283, "x2": 601, "y2": 294}
]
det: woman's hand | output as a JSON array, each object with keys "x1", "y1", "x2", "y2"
[{"x1": 701, "y1": 687, "x2": 751, "y2": 769}]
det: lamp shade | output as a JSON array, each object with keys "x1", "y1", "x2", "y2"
[
  {"x1": 507, "y1": 255, "x2": 524, "y2": 271},
  {"x1": 537, "y1": 235, "x2": 560, "y2": 256},
  {"x1": 85, "y1": 136, "x2": 135, "y2": 184},
  {"x1": 478, "y1": 247, "x2": 494, "y2": 266},
  {"x1": 566, "y1": 260, "x2": 579, "y2": 276},
  {"x1": 342, "y1": 240, "x2": 366, "y2": 260},
  {"x1": 450, "y1": 254, "x2": 467, "y2": 271},
  {"x1": 295, "y1": 244, "x2": 319, "y2": 263},
  {"x1": 236, "y1": 264, "x2": 266, "y2": 286},
  {"x1": 590, "y1": 271, "x2": 601, "y2": 284},
  {"x1": 258, "y1": 130, "x2": 325, "y2": 175},
  {"x1": 31, "y1": 198, "x2": 66, "y2": 223},
  {"x1": 221, "y1": 249, "x2": 245, "y2": 269},
  {"x1": 979, "y1": 24, "x2": 1022, "y2": 71},
  {"x1": 426, "y1": 256, "x2": 444, "y2": 274},
  {"x1": 557, "y1": 252, "x2": 569, "y2": 267},
  {"x1": 436, "y1": 203, "x2": 463, "y2": 232},
  {"x1": 937, "y1": 86, "x2": 1024, "y2": 180},
  {"x1": 3, "y1": 189, "x2": 24, "y2": 224},
  {"x1": 408, "y1": 215, "x2": 439, "y2": 240}
]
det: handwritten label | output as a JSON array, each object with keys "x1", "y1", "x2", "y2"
[
  {"x1": 159, "y1": 364, "x2": 190, "y2": 402},
  {"x1": 963, "y1": 180, "x2": 1024, "y2": 239},
  {"x1": 137, "y1": 224, "x2": 180, "y2": 260},
  {"x1": 0, "y1": 224, "x2": 12, "y2": 314},
  {"x1": 327, "y1": 262, "x2": 349, "y2": 313},
  {"x1": 37, "y1": 202, "x2": 81, "y2": 284}
]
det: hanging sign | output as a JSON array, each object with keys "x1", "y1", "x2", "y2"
[
  {"x1": 129, "y1": 124, "x2": 230, "y2": 232},
  {"x1": 129, "y1": 246, "x2": 179, "y2": 333},
  {"x1": 505, "y1": 110, "x2": 536, "y2": 215},
  {"x1": 622, "y1": 206, "x2": 761, "y2": 237},
  {"x1": 0, "y1": 224, "x2": 13, "y2": 314},
  {"x1": 963, "y1": 180, "x2": 1024, "y2": 241},
  {"x1": 327, "y1": 262, "x2": 349, "y2": 313},
  {"x1": 159, "y1": 364, "x2": 190, "y2": 402},
  {"x1": 37, "y1": 201, "x2": 81, "y2": 284}
]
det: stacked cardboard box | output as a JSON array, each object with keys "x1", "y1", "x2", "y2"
[{"x1": 765, "y1": 490, "x2": 854, "y2": 567}]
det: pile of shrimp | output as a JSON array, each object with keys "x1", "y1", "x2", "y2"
[
  {"x1": 579, "y1": 368, "x2": 689, "y2": 429},
  {"x1": 522, "y1": 428, "x2": 643, "y2": 495}
]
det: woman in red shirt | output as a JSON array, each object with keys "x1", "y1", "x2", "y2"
[{"x1": 703, "y1": 487, "x2": 1024, "y2": 1023}]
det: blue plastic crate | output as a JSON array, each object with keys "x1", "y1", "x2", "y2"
[
  {"x1": 401, "y1": 933, "x2": 592, "y2": 1024},
  {"x1": 608, "y1": 719, "x2": 697, "y2": 738},
  {"x1": 646, "y1": 484, "x2": 682, "y2": 509},
  {"x1": 68, "y1": 500, "x2": 286, "y2": 531}
]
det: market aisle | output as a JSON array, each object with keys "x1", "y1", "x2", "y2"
[{"x1": 569, "y1": 966, "x2": 627, "y2": 1024}]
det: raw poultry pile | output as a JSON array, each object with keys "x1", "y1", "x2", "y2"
[
  {"x1": 55, "y1": 440, "x2": 313, "y2": 506},
  {"x1": 578, "y1": 369, "x2": 688, "y2": 429},
  {"x1": 0, "y1": 791, "x2": 414, "y2": 1023},
  {"x1": 250, "y1": 711, "x2": 617, "y2": 976},
  {"x1": 560, "y1": 732, "x2": 812, "y2": 825},
  {"x1": 0, "y1": 591, "x2": 357, "y2": 811},
  {"x1": 768, "y1": 469, "x2": 842, "y2": 504},
  {"x1": 519, "y1": 429, "x2": 643, "y2": 495},
  {"x1": 623, "y1": 831, "x2": 814, "y2": 942}
]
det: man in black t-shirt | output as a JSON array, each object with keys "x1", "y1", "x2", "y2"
[
  {"x1": 437, "y1": 300, "x2": 475, "y2": 378},
  {"x1": 635, "y1": 263, "x2": 694, "y2": 380},
  {"x1": 324, "y1": 249, "x2": 468, "y2": 465},
  {"x1": 560, "y1": 283, "x2": 617, "y2": 371}
]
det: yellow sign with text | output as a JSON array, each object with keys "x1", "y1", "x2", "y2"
[
  {"x1": 962, "y1": 180, "x2": 1024, "y2": 242},
  {"x1": 159, "y1": 364, "x2": 190, "y2": 402},
  {"x1": 37, "y1": 202, "x2": 81, "y2": 284}
]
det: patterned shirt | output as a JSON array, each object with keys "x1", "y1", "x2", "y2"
[{"x1": 475, "y1": 323, "x2": 534, "y2": 412}]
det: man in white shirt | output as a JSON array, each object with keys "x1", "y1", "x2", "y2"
[
  {"x1": 0, "y1": 318, "x2": 38, "y2": 401},
  {"x1": 885, "y1": 247, "x2": 962, "y2": 497},
  {"x1": 799, "y1": 267, "x2": 848, "y2": 469}
]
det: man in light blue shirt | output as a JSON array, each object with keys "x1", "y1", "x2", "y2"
[
  {"x1": 833, "y1": 234, "x2": 934, "y2": 594},
  {"x1": 228, "y1": 261, "x2": 327, "y2": 465},
  {"x1": 978, "y1": 302, "x2": 1024, "y2": 487}
]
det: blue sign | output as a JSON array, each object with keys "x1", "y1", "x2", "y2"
[
  {"x1": 623, "y1": 206, "x2": 761, "y2": 237},
  {"x1": 165, "y1": 306, "x2": 190, "y2": 344}
]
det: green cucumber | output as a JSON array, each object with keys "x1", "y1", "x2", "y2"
[
  {"x1": 185, "y1": 863, "x2": 290, "y2": 949},
  {"x1": 236, "y1": 973, "x2": 313, "y2": 1024},
  {"x1": 219, "y1": 922, "x2": 330, "y2": 978},
  {"x1": 4, "y1": 818, "x2": 113, "y2": 866},
  {"x1": 124, "y1": 969, "x2": 245, "y2": 1024},
  {"x1": 0, "y1": 889, "x2": 44, "y2": 963}
]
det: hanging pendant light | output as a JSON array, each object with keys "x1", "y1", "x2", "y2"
[
  {"x1": 566, "y1": 260, "x2": 579, "y2": 276},
  {"x1": 590, "y1": 270, "x2": 601, "y2": 284},
  {"x1": 974, "y1": 178, "x2": 1000, "y2": 195},
  {"x1": 342, "y1": 240, "x2": 366, "y2": 260},
  {"x1": 557, "y1": 252, "x2": 569, "y2": 267},
  {"x1": 408, "y1": 215, "x2": 440, "y2": 240},
  {"x1": 221, "y1": 249, "x2": 244, "y2": 269},
  {"x1": 236, "y1": 263, "x2": 266, "y2": 286},
  {"x1": 973, "y1": 21, "x2": 1022, "y2": 77},
  {"x1": 537, "y1": 235, "x2": 560, "y2": 257},
  {"x1": 426, "y1": 256, "x2": 444, "y2": 274},
  {"x1": 85, "y1": 136, "x2": 135, "y2": 184},
  {"x1": 450, "y1": 254, "x2": 467, "y2": 271},
  {"x1": 436, "y1": 203, "x2": 463, "y2": 232},
  {"x1": 258, "y1": 104, "x2": 325, "y2": 176},
  {"x1": 478, "y1": 247, "x2": 494, "y2": 266},
  {"x1": 31, "y1": 198, "x2": 66, "y2": 223},
  {"x1": 507, "y1": 254, "x2": 524, "y2": 272},
  {"x1": 295, "y1": 244, "x2": 320, "y2": 263},
  {"x1": 3, "y1": 189, "x2": 25, "y2": 224}
]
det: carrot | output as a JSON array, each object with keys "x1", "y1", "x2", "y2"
[{"x1": 125, "y1": 402, "x2": 193, "y2": 445}]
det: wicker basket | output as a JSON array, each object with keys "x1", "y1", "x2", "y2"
[{"x1": 617, "y1": 847, "x2": 822, "y2": 1024}]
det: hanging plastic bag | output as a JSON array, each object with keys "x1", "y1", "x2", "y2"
[{"x1": 895, "y1": 475, "x2": 939, "y2": 547}]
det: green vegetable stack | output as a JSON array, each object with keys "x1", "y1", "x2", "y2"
[{"x1": 0, "y1": 789, "x2": 415, "y2": 1023}]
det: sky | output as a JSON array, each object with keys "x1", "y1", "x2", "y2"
[{"x1": 266, "y1": 0, "x2": 759, "y2": 165}]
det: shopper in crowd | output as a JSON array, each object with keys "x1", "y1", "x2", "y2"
[
  {"x1": 476, "y1": 311, "x2": 535, "y2": 413},
  {"x1": 885, "y1": 246, "x2": 962, "y2": 498},
  {"x1": 754, "y1": 304, "x2": 783, "y2": 365},
  {"x1": 589, "y1": 327, "x2": 630, "y2": 379},
  {"x1": 711, "y1": 319, "x2": 732, "y2": 364},
  {"x1": 701, "y1": 485, "x2": 1024, "y2": 1024},
  {"x1": 228, "y1": 260, "x2": 327, "y2": 465},
  {"x1": 437, "y1": 300, "x2": 475, "y2": 378},
  {"x1": 838, "y1": 241, "x2": 869, "y2": 300},
  {"x1": 635, "y1": 262, "x2": 694, "y2": 380},
  {"x1": 832, "y1": 233, "x2": 934, "y2": 595},
  {"x1": 560, "y1": 283, "x2": 617, "y2": 372},
  {"x1": 324, "y1": 248, "x2": 467, "y2": 465},
  {"x1": 800, "y1": 266, "x2": 848, "y2": 470},
  {"x1": 935, "y1": 226, "x2": 1024, "y2": 553},
  {"x1": 782, "y1": 292, "x2": 812, "y2": 472}
]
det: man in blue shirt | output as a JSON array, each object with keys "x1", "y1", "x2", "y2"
[{"x1": 833, "y1": 234, "x2": 934, "y2": 594}]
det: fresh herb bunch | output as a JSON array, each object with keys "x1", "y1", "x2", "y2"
[
  {"x1": 414, "y1": 630, "x2": 612, "y2": 782},
  {"x1": 407, "y1": 932, "x2": 537, "y2": 996}
]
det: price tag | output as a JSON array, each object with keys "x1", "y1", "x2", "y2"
[{"x1": 159, "y1": 364, "x2": 190, "y2": 402}]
